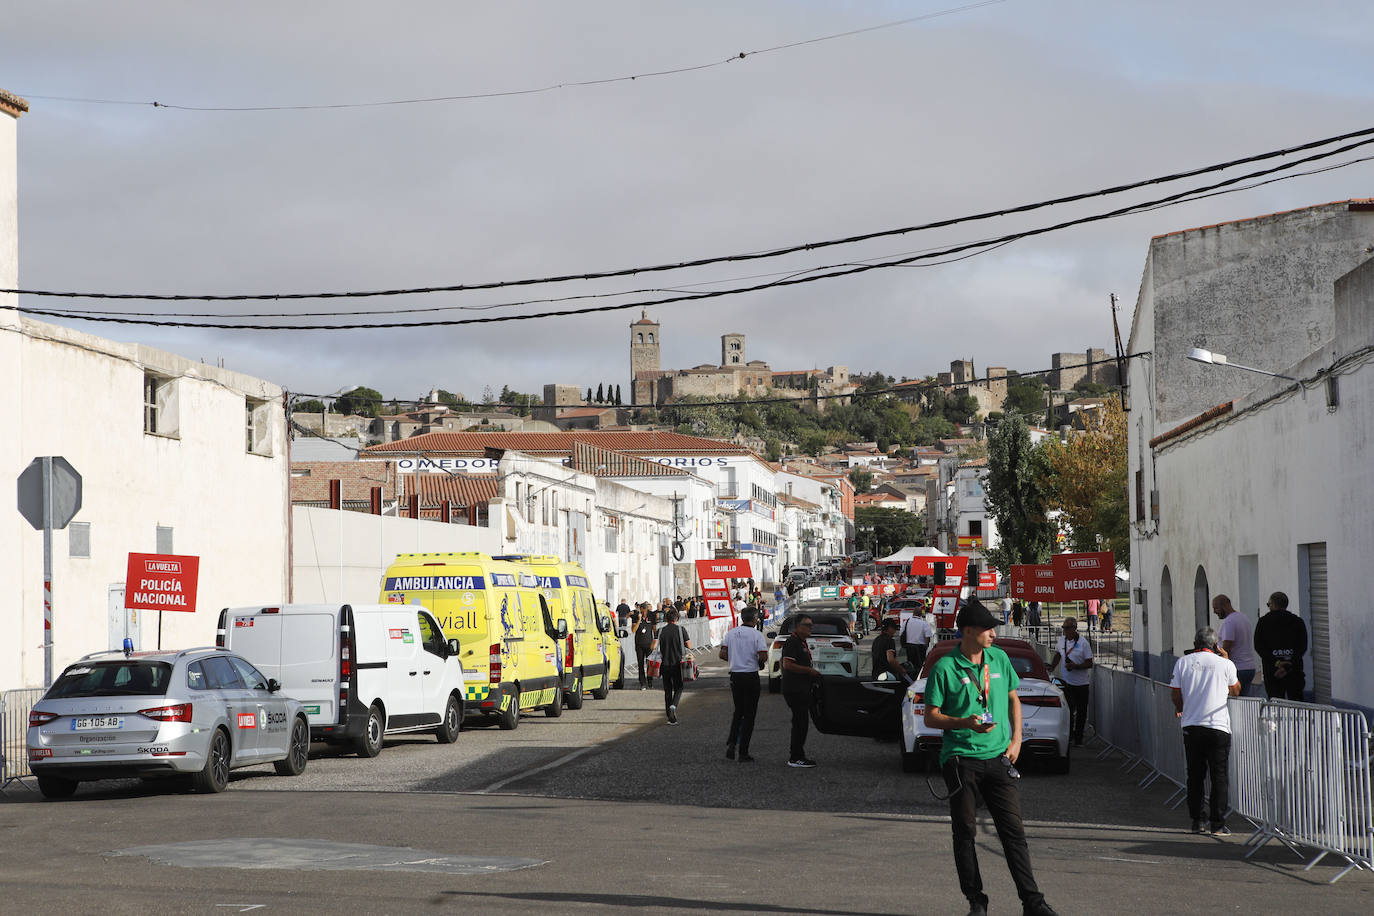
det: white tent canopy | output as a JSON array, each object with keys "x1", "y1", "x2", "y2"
[{"x1": 875, "y1": 545, "x2": 949, "y2": 565}]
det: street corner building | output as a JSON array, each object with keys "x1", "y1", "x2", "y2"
[{"x1": 1126, "y1": 199, "x2": 1374, "y2": 713}]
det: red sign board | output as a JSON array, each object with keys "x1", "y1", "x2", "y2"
[
  {"x1": 1051, "y1": 551, "x2": 1117, "y2": 601},
  {"x1": 931, "y1": 585, "x2": 961, "y2": 628},
  {"x1": 125, "y1": 553, "x2": 200, "y2": 613},
  {"x1": 977, "y1": 571, "x2": 999, "y2": 591},
  {"x1": 1010, "y1": 564, "x2": 1057, "y2": 601},
  {"x1": 909, "y1": 555, "x2": 969, "y2": 585},
  {"x1": 695, "y1": 559, "x2": 752, "y2": 620}
]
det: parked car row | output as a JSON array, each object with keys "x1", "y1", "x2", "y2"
[{"x1": 27, "y1": 552, "x2": 627, "y2": 799}]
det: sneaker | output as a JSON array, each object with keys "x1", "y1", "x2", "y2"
[
  {"x1": 1211, "y1": 824, "x2": 1232, "y2": 837},
  {"x1": 787, "y1": 758, "x2": 817, "y2": 768},
  {"x1": 1191, "y1": 820, "x2": 1207, "y2": 834},
  {"x1": 725, "y1": 745, "x2": 736, "y2": 760},
  {"x1": 738, "y1": 753, "x2": 755, "y2": 763},
  {"x1": 668, "y1": 705, "x2": 677, "y2": 724}
]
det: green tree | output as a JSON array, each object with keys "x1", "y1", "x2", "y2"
[
  {"x1": 586, "y1": 387, "x2": 593, "y2": 403},
  {"x1": 910, "y1": 415, "x2": 957, "y2": 445},
  {"x1": 294, "y1": 399, "x2": 326, "y2": 414},
  {"x1": 848, "y1": 466, "x2": 874, "y2": 491},
  {"x1": 596, "y1": 383, "x2": 604, "y2": 403},
  {"x1": 1003, "y1": 377, "x2": 1046, "y2": 415},
  {"x1": 799, "y1": 430, "x2": 829, "y2": 457},
  {"x1": 1046, "y1": 401, "x2": 1130, "y2": 568},
  {"x1": 855, "y1": 506, "x2": 923, "y2": 557},
  {"x1": 334, "y1": 386, "x2": 383, "y2": 417},
  {"x1": 435, "y1": 389, "x2": 467, "y2": 408},
  {"x1": 764, "y1": 437, "x2": 783, "y2": 462},
  {"x1": 983, "y1": 411, "x2": 1057, "y2": 575},
  {"x1": 614, "y1": 384, "x2": 622, "y2": 406}
]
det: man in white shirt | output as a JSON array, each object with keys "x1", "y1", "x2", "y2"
[
  {"x1": 900, "y1": 609, "x2": 934, "y2": 672},
  {"x1": 1212, "y1": 594, "x2": 1259, "y2": 695},
  {"x1": 719, "y1": 607, "x2": 769, "y2": 763},
  {"x1": 1170, "y1": 627, "x2": 1241, "y2": 837},
  {"x1": 1048, "y1": 617, "x2": 1094, "y2": 746}
]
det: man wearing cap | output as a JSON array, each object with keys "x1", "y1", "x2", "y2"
[
  {"x1": 870, "y1": 617, "x2": 909, "y2": 683},
  {"x1": 924, "y1": 598, "x2": 1058, "y2": 916}
]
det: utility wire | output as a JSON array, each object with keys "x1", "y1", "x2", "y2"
[
  {"x1": 4, "y1": 122, "x2": 1373, "y2": 303},
  {"x1": 17, "y1": 1, "x2": 1005, "y2": 112},
  {"x1": 11, "y1": 134, "x2": 1374, "y2": 331}
]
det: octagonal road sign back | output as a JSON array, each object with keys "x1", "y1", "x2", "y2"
[{"x1": 17, "y1": 456, "x2": 83, "y2": 530}]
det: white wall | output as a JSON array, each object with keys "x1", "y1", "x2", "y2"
[
  {"x1": 291, "y1": 505, "x2": 500, "y2": 604},
  {"x1": 2, "y1": 319, "x2": 290, "y2": 688}
]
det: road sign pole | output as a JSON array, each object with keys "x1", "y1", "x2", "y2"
[{"x1": 42, "y1": 456, "x2": 54, "y2": 688}]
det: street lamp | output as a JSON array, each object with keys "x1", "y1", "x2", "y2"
[{"x1": 1186, "y1": 348, "x2": 1298, "y2": 381}]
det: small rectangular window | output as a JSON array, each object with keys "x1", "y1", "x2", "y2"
[
  {"x1": 143, "y1": 373, "x2": 179, "y2": 437},
  {"x1": 246, "y1": 396, "x2": 274, "y2": 456},
  {"x1": 69, "y1": 521, "x2": 91, "y2": 558},
  {"x1": 156, "y1": 526, "x2": 174, "y2": 554}
]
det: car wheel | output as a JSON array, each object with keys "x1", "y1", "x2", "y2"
[
  {"x1": 435, "y1": 694, "x2": 462, "y2": 744},
  {"x1": 355, "y1": 704, "x2": 385, "y2": 758},
  {"x1": 593, "y1": 667, "x2": 611, "y2": 700},
  {"x1": 565, "y1": 672, "x2": 585, "y2": 710},
  {"x1": 768, "y1": 676, "x2": 781, "y2": 694},
  {"x1": 274, "y1": 716, "x2": 311, "y2": 776},
  {"x1": 544, "y1": 683, "x2": 564, "y2": 718},
  {"x1": 610, "y1": 658, "x2": 625, "y2": 691},
  {"x1": 192, "y1": 728, "x2": 231, "y2": 793},
  {"x1": 497, "y1": 686, "x2": 520, "y2": 730},
  {"x1": 37, "y1": 774, "x2": 78, "y2": 799}
]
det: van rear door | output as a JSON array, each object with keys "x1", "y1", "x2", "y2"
[{"x1": 279, "y1": 610, "x2": 340, "y2": 725}]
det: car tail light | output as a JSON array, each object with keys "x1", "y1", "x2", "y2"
[
  {"x1": 489, "y1": 644, "x2": 502, "y2": 685},
  {"x1": 772, "y1": 640, "x2": 786, "y2": 649},
  {"x1": 260, "y1": 607, "x2": 279, "y2": 614},
  {"x1": 1021, "y1": 694, "x2": 1062, "y2": 707},
  {"x1": 565, "y1": 634, "x2": 575, "y2": 669},
  {"x1": 339, "y1": 623, "x2": 353, "y2": 712},
  {"x1": 138, "y1": 703, "x2": 193, "y2": 722},
  {"x1": 833, "y1": 641, "x2": 853, "y2": 650},
  {"x1": 29, "y1": 710, "x2": 59, "y2": 727}
]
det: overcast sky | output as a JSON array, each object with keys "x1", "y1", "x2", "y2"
[{"x1": 5, "y1": 1, "x2": 1373, "y2": 405}]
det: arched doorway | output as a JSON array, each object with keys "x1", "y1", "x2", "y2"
[
  {"x1": 1194, "y1": 565, "x2": 1210, "y2": 635},
  {"x1": 1160, "y1": 566, "x2": 1174, "y2": 672}
]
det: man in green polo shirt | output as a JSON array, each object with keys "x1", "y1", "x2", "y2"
[{"x1": 924, "y1": 598, "x2": 1058, "y2": 916}]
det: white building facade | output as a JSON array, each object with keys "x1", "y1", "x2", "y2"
[{"x1": 1127, "y1": 201, "x2": 1374, "y2": 711}]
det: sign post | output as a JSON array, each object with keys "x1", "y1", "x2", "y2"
[
  {"x1": 694, "y1": 558, "x2": 751, "y2": 624},
  {"x1": 17, "y1": 456, "x2": 83, "y2": 687},
  {"x1": 125, "y1": 553, "x2": 201, "y2": 648}
]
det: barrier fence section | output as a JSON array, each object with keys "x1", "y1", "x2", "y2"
[
  {"x1": 1090, "y1": 667, "x2": 1374, "y2": 883},
  {"x1": 1, "y1": 688, "x2": 45, "y2": 790}
]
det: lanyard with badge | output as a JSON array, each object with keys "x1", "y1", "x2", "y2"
[{"x1": 975, "y1": 660, "x2": 993, "y2": 725}]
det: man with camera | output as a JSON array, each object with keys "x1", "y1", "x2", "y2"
[{"x1": 923, "y1": 598, "x2": 1058, "y2": 916}]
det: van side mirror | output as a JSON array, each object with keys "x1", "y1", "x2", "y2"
[
  {"x1": 446, "y1": 638, "x2": 461, "y2": 657},
  {"x1": 267, "y1": 678, "x2": 282, "y2": 693},
  {"x1": 557, "y1": 619, "x2": 568, "y2": 640},
  {"x1": 597, "y1": 615, "x2": 611, "y2": 633}
]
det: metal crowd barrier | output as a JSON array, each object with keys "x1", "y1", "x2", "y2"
[
  {"x1": 1090, "y1": 667, "x2": 1374, "y2": 883},
  {"x1": 1, "y1": 687, "x2": 45, "y2": 791}
]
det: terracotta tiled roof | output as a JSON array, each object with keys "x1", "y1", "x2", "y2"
[
  {"x1": 568, "y1": 440, "x2": 691, "y2": 478},
  {"x1": 363, "y1": 430, "x2": 754, "y2": 457},
  {"x1": 0, "y1": 88, "x2": 29, "y2": 116},
  {"x1": 410, "y1": 474, "x2": 500, "y2": 506},
  {"x1": 776, "y1": 493, "x2": 821, "y2": 510}
]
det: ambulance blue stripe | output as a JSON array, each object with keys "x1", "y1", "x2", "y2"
[{"x1": 383, "y1": 576, "x2": 485, "y2": 591}]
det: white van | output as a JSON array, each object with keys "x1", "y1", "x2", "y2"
[{"x1": 216, "y1": 603, "x2": 465, "y2": 758}]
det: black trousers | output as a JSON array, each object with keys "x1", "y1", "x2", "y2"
[
  {"x1": 784, "y1": 691, "x2": 810, "y2": 760},
  {"x1": 1062, "y1": 683, "x2": 1089, "y2": 742},
  {"x1": 904, "y1": 644, "x2": 926, "y2": 672},
  {"x1": 942, "y1": 755, "x2": 1045, "y2": 910},
  {"x1": 1264, "y1": 672, "x2": 1305, "y2": 701},
  {"x1": 635, "y1": 647, "x2": 653, "y2": 687},
  {"x1": 1183, "y1": 726, "x2": 1231, "y2": 827},
  {"x1": 727, "y1": 672, "x2": 762, "y2": 754},
  {"x1": 662, "y1": 661, "x2": 684, "y2": 714}
]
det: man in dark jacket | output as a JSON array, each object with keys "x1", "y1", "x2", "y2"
[
  {"x1": 656, "y1": 607, "x2": 692, "y2": 724},
  {"x1": 1253, "y1": 591, "x2": 1308, "y2": 701}
]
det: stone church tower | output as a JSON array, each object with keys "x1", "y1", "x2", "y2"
[
  {"x1": 630, "y1": 310, "x2": 661, "y2": 406},
  {"x1": 721, "y1": 333, "x2": 746, "y2": 366}
]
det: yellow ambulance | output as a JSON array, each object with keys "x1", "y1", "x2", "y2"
[
  {"x1": 379, "y1": 553, "x2": 566, "y2": 729},
  {"x1": 502, "y1": 556, "x2": 625, "y2": 706}
]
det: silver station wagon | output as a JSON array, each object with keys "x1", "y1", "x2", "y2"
[{"x1": 27, "y1": 646, "x2": 310, "y2": 799}]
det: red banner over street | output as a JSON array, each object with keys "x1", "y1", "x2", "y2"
[
  {"x1": 695, "y1": 558, "x2": 752, "y2": 619},
  {"x1": 1051, "y1": 551, "x2": 1117, "y2": 601},
  {"x1": 1010, "y1": 564, "x2": 1057, "y2": 601},
  {"x1": 910, "y1": 555, "x2": 969, "y2": 585},
  {"x1": 125, "y1": 553, "x2": 200, "y2": 613}
]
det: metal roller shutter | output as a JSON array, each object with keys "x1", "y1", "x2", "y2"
[{"x1": 1306, "y1": 543, "x2": 1330, "y2": 704}]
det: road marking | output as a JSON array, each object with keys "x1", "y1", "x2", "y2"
[
  {"x1": 215, "y1": 906, "x2": 265, "y2": 912},
  {"x1": 1095, "y1": 856, "x2": 1163, "y2": 865},
  {"x1": 113, "y1": 839, "x2": 545, "y2": 875}
]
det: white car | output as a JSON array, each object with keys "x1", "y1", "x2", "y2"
[
  {"x1": 765, "y1": 612, "x2": 858, "y2": 693},
  {"x1": 899, "y1": 638, "x2": 1070, "y2": 774}
]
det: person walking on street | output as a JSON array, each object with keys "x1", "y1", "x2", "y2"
[
  {"x1": 1253, "y1": 591, "x2": 1307, "y2": 701},
  {"x1": 1084, "y1": 598, "x2": 1100, "y2": 634},
  {"x1": 1170, "y1": 626, "x2": 1241, "y2": 836},
  {"x1": 615, "y1": 599, "x2": 631, "y2": 629},
  {"x1": 781, "y1": 614, "x2": 822, "y2": 767},
  {"x1": 720, "y1": 607, "x2": 769, "y2": 762},
  {"x1": 1048, "y1": 617, "x2": 1093, "y2": 745},
  {"x1": 923, "y1": 598, "x2": 1059, "y2": 916},
  {"x1": 633, "y1": 609, "x2": 656, "y2": 690},
  {"x1": 1027, "y1": 600, "x2": 1042, "y2": 629},
  {"x1": 900, "y1": 609, "x2": 934, "y2": 673},
  {"x1": 1212, "y1": 594, "x2": 1259, "y2": 695},
  {"x1": 655, "y1": 607, "x2": 691, "y2": 724}
]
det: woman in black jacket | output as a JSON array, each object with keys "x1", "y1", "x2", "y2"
[{"x1": 634, "y1": 608, "x2": 657, "y2": 689}]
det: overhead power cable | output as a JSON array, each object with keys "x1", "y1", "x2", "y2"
[
  {"x1": 17, "y1": 1, "x2": 1006, "y2": 112},
  {"x1": 10, "y1": 135, "x2": 1374, "y2": 331},
  {"x1": 4, "y1": 122, "x2": 1374, "y2": 304}
]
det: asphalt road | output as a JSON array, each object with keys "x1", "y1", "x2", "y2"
[{"x1": 1, "y1": 645, "x2": 1368, "y2": 914}]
